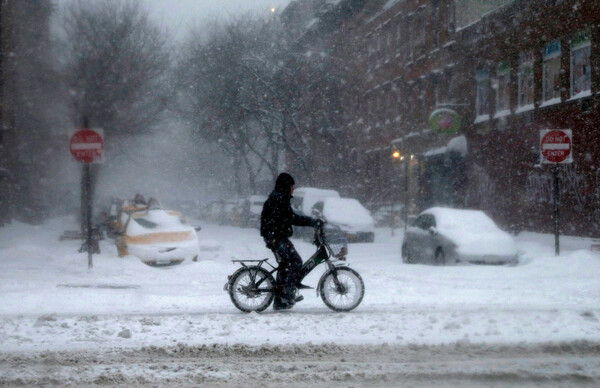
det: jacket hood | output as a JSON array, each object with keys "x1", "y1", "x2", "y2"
[{"x1": 274, "y1": 173, "x2": 295, "y2": 194}]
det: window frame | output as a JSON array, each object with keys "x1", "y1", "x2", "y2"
[
  {"x1": 570, "y1": 30, "x2": 592, "y2": 97},
  {"x1": 495, "y1": 62, "x2": 511, "y2": 112},
  {"x1": 542, "y1": 40, "x2": 562, "y2": 102},
  {"x1": 517, "y1": 51, "x2": 534, "y2": 107},
  {"x1": 475, "y1": 69, "x2": 490, "y2": 116}
]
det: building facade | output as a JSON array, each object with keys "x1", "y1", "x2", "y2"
[
  {"x1": 283, "y1": 0, "x2": 600, "y2": 236},
  {"x1": 0, "y1": 0, "x2": 57, "y2": 225}
]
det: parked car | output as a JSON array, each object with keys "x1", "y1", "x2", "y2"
[
  {"x1": 312, "y1": 197, "x2": 375, "y2": 243},
  {"x1": 291, "y1": 187, "x2": 340, "y2": 239},
  {"x1": 118, "y1": 198, "x2": 200, "y2": 267},
  {"x1": 401, "y1": 207, "x2": 518, "y2": 265}
]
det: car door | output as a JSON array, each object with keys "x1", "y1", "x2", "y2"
[
  {"x1": 421, "y1": 214, "x2": 438, "y2": 263},
  {"x1": 407, "y1": 214, "x2": 431, "y2": 262}
]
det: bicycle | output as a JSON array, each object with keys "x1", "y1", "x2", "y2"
[{"x1": 224, "y1": 225, "x2": 364, "y2": 312}]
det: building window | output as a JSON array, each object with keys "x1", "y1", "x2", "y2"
[
  {"x1": 518, "y1": 52, "x2": 534, "y2": 107},
  {"x1": 406, "y1": 16, "x2": 414, "y2": 61},
  {"x1": 570, "y1": 29, "x2": 591, "y2": 97},
  {"x1": 476, "y1": 69, "x2": 490, "y2": 117},
  {"x1": 495, "y1": 62, "x2": 510, "y2": 112},
  {"x1": 395, "y1": 23, "x2": 402, "y2": 56},
  {"x1": 432, "y1": 5, "x2": 440, "y2": 49},
  {"x1": 447, "y1": 1, "x2": 455, "y2": 33},
  {"x1": 413, "y1": 12, "x2": 426, "y2": 57},
  {"x1": 542, "y1": 40, "x2": 561, "y2": 102}
]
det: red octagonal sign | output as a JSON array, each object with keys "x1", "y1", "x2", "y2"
[
  {"x1": 540, "y1": 129, "x2": 572, "y2": 164},
  {"x1": 70, "y1": 128, "x2": 104, "y2": 163}
]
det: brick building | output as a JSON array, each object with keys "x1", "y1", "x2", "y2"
[
  {"x1": 455, "y1": 0, "x2": 600, "y2": 235},
  {"x1": 0, "y1": 0, "x2": 57, "y2": 225},
  {"x1": 283, "y1": 0, "x2": 600, "y2": 236}
]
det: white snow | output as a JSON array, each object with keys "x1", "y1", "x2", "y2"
[
  {"x1": 540, "y1": 97, "x2": 562, "y2": 107},
  {"x1": 321, "y1": 197, "x2": 375, "y2": 233},
  {"x1": 474, "y1": 114, "x2": 490, "y2": 123},
  {"x1": 447, "y1": 135, "x2": 468, "y2": 157},
  {"x1": 0, "y1": 216, "x2": 599, "y2": 354},
  {"x1": 568, "y1": 89, "x2": 592, "y2": 101},
  {"x1": 292, "y1": 187, "x2": 340, "y2": 215},
  {"x1": 493, "y1": 109, "x2": 511, "y2": 119},
  {"x1": 515, "y1": 103, "x2": 535, "y2": 113}
]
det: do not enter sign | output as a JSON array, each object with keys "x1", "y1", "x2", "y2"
[
  {"x1": 540, "y1": 129, "x2": 572, "y2": 164},
  {"x1": 70, "y1": 128, "x2": 104, "y2": 163}
]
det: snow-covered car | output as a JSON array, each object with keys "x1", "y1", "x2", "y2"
[
  {"x1": 120, "y1": 201, "x2": 200, "y2": 267},
  {"x1": 312, "y1": 197, "x2": 375, "y2": 243},
  {"x1": 291, "y1": 187, "x2": 340, "y2": 239},
  {"x1": 401, "y1": 207, "x2": 518, "y2": 265}
]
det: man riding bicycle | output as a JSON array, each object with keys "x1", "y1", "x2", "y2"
[{"x1": 260, "y1": 173, "x2": 322, "y2": 310}]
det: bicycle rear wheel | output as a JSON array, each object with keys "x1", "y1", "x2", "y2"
[
  {"x1": 228, "y1": 266, "x2": 275, "y2": 312},
  {"x1": 319, "y1": 267, "x2": 364, "y2": 312}
]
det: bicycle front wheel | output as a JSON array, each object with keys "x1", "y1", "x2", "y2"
[
  {"x1": 228, "y1": 266, "x2": 275, "y2": 313},
  {"x1": 319, "y1": 267, "x2": 364, "y2": 312}
]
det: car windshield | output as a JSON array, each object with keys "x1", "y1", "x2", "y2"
[{"x1": 132, "y1": 217, "x2": 158, "y2": 229}]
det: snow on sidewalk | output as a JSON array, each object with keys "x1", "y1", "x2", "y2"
[{"x1": 0, "y1": 217, "x2": 599, "y2": 353}]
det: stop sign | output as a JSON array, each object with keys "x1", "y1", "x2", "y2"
[
  {"x1": 69, "y1": 128, "x2": 104, "y2": 163},
  {"x1": 540, "y1": 129, "x2": 572, "y2": 164}
]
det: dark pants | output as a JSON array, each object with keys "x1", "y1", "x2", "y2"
[{"x1": 271, "y1": 238, "x2": 302, "y2": 303}]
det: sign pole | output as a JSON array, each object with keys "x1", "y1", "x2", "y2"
[
  {"x1": 540, "y1": 129, "x2": 572, "y2": 257},
  {"x1": 70, "y1": 119, "x2": 104, "y2": 269},
  {"x1": 553, "y1": 165, "x2": 560, "y2": 256},
  {"x1": 84, "y1": 162, "x2": 93, "y2": 269},
  {"x1": 82, "y1": 116, "x2": 93, "y2": 269}
]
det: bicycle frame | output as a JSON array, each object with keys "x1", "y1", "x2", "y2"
[{"x1": 227, "y1": 226, "x2": 347, "y2": 294}]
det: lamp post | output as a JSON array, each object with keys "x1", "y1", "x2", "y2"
[{"x1": 391, "y1": 148, "x2": 404, "y2": 236}]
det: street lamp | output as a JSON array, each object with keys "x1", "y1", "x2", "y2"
[{"x1": 390, "y1": 149, "x2": 404, "y2": 235}]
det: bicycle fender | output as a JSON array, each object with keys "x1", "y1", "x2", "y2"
[
  {"x1": 316, "y1": 264, "x2": 349, "y2": 297},
  {"x1": 224, "y1": 266, "x2": 253, "y2": 292}
]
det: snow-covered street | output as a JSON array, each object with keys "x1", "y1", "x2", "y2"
[{"x1": 1, "y1": 217, "x2": 600, "y2": 385}]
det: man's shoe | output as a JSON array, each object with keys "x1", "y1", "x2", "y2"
[
  {"x1": 273, "y1": 302, "x2": 293, "y2": 311},
  {"x1": 297, "y1": 283, "x2": 312, "y2": 290},
  {"x1": 273, "y1": 296, "x2": 294, "y2": 311},
  {"x1": 294, "y1": 295, "x2": 304, "y2": 303}
]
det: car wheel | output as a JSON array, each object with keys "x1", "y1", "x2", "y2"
[
  {"x1": 434, "y1": 248, "x2": 445, "y2": 266},
  {"x1": 402, "y1": 243, "x2": 414, "y2": 264}
]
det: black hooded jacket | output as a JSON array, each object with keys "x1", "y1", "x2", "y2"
[{"x1": 260, "y1": 173, "x2": 315, "y2": 245}]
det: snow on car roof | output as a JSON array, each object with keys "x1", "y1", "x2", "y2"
[
  {"x1": 323, "y1": 197, "x2": 373, "y2": 226},
  {"x1": 248, "y1": 195, "x2": 267, "y2": 201},
  {"x1": 294, "y1": 187, "x2": 340, "y2": 197},
  {"x1": 421, "y1": 207, "x2": 500, "y2": 232}
]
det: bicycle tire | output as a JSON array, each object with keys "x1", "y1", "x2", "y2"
[
  {"x1": 228, "y1": 266, "x2": 275, "y2": 313},
  {"x1": 319, "y1": 267, "x2": 364, "y2": 312}
]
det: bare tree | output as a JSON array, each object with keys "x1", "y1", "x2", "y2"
[
  {"x1": 176, "y1": 15, "x2": 287, "y2": 195},
  {"x1": 61, "y1": 0, "x2": 171, "y2": 138},
  {"x1": 60, "y1": 0, "x2": 172, "y2": 228}
]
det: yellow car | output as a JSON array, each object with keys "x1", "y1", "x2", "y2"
[{"x1": 117, "y1": 199, "x2": 200, "y2": 267}]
